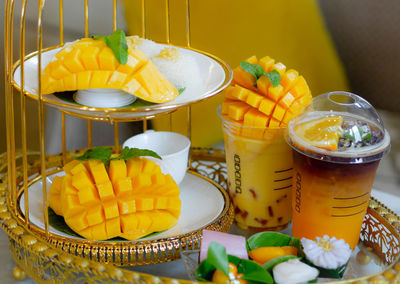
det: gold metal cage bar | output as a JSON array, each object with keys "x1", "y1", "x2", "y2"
[{"x1": 3, "y1": 0, "x2": 400, "y2": 282}]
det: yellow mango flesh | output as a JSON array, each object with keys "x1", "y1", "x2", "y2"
[
  {"x1": 222, "y1": 55, "x2": 312, "y2": 137},
  {"x1": 49, "y1": 158, "x2": 180, "y2": 240},
  {"x1": 41, "y1": 37, "x2": 178, "y2": 104}
]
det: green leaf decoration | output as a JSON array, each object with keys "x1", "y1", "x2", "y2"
[
  {"x1": 240, "y1": 62, "x2": 281, "y2": 87},
  {"x1": 344, "y1": 132, "x2": 355, "y2": 141},
  {"x1": 48, "y1": 207, "x2": 82, "y2": 238},
  {"x1": 207, "y1": 242, "x2": 229, "y2": 277},
  {"x1": 304, "y1": 258, "x2": 348, "y2": 279},
  {"x1": 265, "y1": 69, "x2": 281, "y2": 88},
  {"x1": 196, "y1": 253, "x2": 273, "y2": 283},
  {"x1": 262, "y1": 255, "x2": 299, "y2": 272},
  {"x1": 75, "y1": 147, "x2": 112, "y2": 165},
  {"x1": 229, "y1": 255, "x2": 273, "y2": 284},
  {"x1": 113, "y1": 146, "x2": 162, "y2": 161},
  {"x1": 93, "y1": 29, "x2": 128, "y2": 64},
  {"x1": 178, "y1": 87, "x2": 186, "y2": 95},
  {"x1": 363, "y1": 133, "x2": 371, "y2": 141},
  {"x1": 288, "y1": 236, "x2": 305, "y2": 258},
  {"x1": 75, "y1": 146, "x2": 161, "y2": 166},
  {"x1": 246, "y1": 232, "x2": 292, "y2": 251},
  {"x1": 240, "y1": 62, "x2": 265, "y2": 80},
  {"x1": 195, "y1": 258, "x2": 216, "y2": 281}
]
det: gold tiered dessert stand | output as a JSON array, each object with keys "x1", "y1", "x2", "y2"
[{"x1": 2, "y1": 0, "x2": 400, "y2": 283}]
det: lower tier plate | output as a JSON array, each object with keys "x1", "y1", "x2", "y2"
[{"x1": 18, "y1": 170, "x2": 234, "y2": 266}]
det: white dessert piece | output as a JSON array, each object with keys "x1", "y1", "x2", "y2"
[
  {"x1": 301, "y1": 235, "x2": 352, "y2": 269},
  {"x1": 273, "y1": 258, "x2": 319, "y2": 284}
]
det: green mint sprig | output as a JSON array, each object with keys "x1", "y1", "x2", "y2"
[
  {"x1": 178, "y1": 87, "x2": 186, "y2": 95},
  {"x1": 75, "y1": 146, "x2": 161, "y2": 165},
  {"x1": 240, "y1": 61, "x2": 281, "y2": 87},
  {"x1": 93, "y1": 29, "x2": 128, "y2": 64},
  {"x1": 112, "y1": 146, "x2": 162, "y2": 161},
  {"x1": 344, "y1": 126, "x2": 371, "y2": 143},
  {"x1": 76, "y1": 147, "x2": 112, "y2": 165}
]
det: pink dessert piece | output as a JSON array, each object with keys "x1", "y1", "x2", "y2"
[{"x1": 199, "y1": 230, "x2": 249, "y2": 262}]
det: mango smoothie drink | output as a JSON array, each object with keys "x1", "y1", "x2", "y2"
[
  {"x1": 221, "y1": 116, "x2": 293, "y2": 231},
  {"x1": 286, "y1": 92, "x2": 391, "y2": 248},
  {"x1": 218, "y1": 55, "x2": 313, "y2": 231}
]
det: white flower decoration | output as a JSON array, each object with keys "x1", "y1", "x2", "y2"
[{"x1": 301, "y1": 235, "x2": 352, "y2": 269}]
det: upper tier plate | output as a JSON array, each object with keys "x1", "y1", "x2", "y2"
[{"x1": 12, "y1": 43, "x2": 232, "y2": 121}]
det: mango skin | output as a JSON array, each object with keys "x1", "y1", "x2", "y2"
[{"x1": 49, "y1": 158, "x2": 181, "y2": 240}]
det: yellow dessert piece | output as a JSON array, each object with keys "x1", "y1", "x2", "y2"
[
  {"x1": 41, "y1": 37, "x2": 178, "y2": 103},
  {"x1": 48, "y1": 158, "x2": 180, "y2": 240}
]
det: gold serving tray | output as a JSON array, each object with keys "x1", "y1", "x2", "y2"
[{"x1": 0, "y1": 148, "x2": 399, "y2": 283}]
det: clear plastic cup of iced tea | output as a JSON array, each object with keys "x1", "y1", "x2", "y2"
[{"x1": 286, "y1": 91, "x2": 390, "y2": 248}]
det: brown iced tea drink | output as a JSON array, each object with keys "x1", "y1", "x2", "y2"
[{"x1": 287, "y1": 92, "x2": 390, "y2": 248}]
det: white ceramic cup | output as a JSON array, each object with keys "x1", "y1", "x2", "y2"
[{"x1": 122, "y1": 130, "x2": 191, "y2": 185}]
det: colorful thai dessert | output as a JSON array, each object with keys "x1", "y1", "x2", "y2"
[
  {"x1": 48, "y1": 147, "x2": 181, "y2": 240},
  {"x1": 195, "y1": 230, "x2": 354, "y2": 283},
  {"x1": 219, "y1": 56, "x2": 312, "y2": 231},
  {"x1": 41, "y1": 30, "x2": 201, "y2": 104}
]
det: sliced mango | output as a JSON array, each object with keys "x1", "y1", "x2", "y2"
[{"x1": 41, "y1": 37, "x2": 178, "y2": 103}]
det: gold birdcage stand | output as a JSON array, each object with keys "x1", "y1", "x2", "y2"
[{"x1": 2, "y1": 0, "x2": 400, "y2": 282}]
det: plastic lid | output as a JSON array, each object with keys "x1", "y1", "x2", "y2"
[{"x1": 286, "y1": 91, "x2": 391, "y2": 164}]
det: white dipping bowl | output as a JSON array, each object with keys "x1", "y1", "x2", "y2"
[{"x1": 122, "y1": 131, "x2": 191, "y2": 185}]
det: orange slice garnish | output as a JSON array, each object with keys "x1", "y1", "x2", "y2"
[{"x1": 295, "y1": 116, "x2": 344, "y2": 151}]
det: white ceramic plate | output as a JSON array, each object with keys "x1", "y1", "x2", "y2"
[
  {"x1": 19, "y1": 171, "x2": 225, "y2": 241},
  {"x1": 12, "y1": 44, "x2": 231, "y2": 121}
]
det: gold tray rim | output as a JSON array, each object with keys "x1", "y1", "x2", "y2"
[{"x1": 12, "y1": 169, "x2": 234, "y2": 266}]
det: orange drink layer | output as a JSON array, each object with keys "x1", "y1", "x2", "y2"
[
  {"x1": 287, "y1": 92, "x2": 391, "y2": 249},
  {"x1": 291, "y1": 150, "x2": 379, "y2": 248},
  {"x1": 222, "y1": 119, "x2": 292, "y2": 231}
]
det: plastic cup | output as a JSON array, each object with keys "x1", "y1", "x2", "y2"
[
  {"x1": 286, "y1": 91, "x2": 390, "y2": 248},
  {"x1": 218, "y1": 107, "x2": 293, "y2": 232}
]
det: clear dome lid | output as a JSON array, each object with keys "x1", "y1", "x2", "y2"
[{"x1": 286, "y1": 91, "x2": 391, "y2": 164}]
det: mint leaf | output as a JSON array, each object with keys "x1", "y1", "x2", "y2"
[
  {"x1": 266, "y1": 69, "x2": 281, "y2": 88},
  {"x1": 93, "y1": 29, "x2": 128, "y2": 64},
  {"x1": 363, "y1": 133, "x2": 371, "y2": 142},
  {"x1": 240, "y1": 61, "x2": 281, "y2": 87},
  {"x1": 75, "y1": 147, "x2": 112, "y2": 165},
  {"x1": 114, "y1": 146, "x2": 162, "y2": 160},
  {"x1": 240, "y1": 62, "x2": 265, "y2": 79},
  {"x1": 178, "y1": 87, "x2": 186, "y2": 95},
  {"x1": 357, "y1": 126, "x2": 364, "y2": 137},
  {"x1": 344, "y1": 132, "x2": 355, "y2": 141}
]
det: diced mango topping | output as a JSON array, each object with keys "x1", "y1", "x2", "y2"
[{"x1": 222, "y1": 55, "x2": 313, "y2": 139}]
